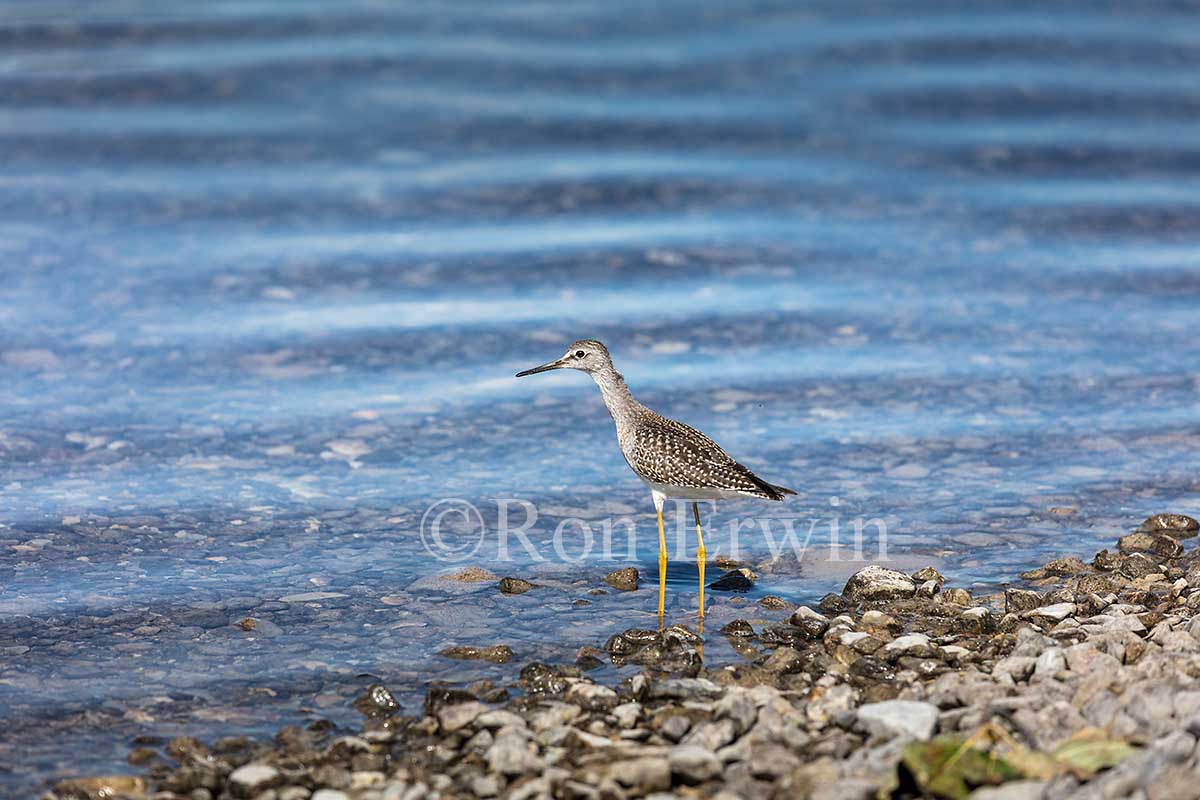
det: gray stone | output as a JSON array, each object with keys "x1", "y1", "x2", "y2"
[
  {"x1": 487, "y1": 731, "x2": 543, "y2": 775},
  {"x1": 970, "y1": 781, "x2": 1049, "y2": 800},
  {"x1": 612, "y1": 757, "x2": 670, "y2": 792},
  {"x1": 880, "y1": 633, "x2": 937, "y2": 661},
  {"x1": 714, "y1": 689, "x2": 757, "y2": 736},
  {"x1": 669, "y1": 744, "x2": 721, "y2": 783},
  {"x1": 1033, "y1": 647, "x2": 1066, "y2": 679},
  {"x1": 565, "y1": 682, "x2": 618, "y2": 711},
  {"x1": 605, "y1": 568, "x2": 639, "y2": 591},
  {"x1": 228, "y1": 764, "x2": 281, "y2": 798},
  {"x1": 842, "y1": 566, "x2": 917, "y2": 602},
  {"x1": 437, "y1": 701, "x2": 486, "y2": 733},
  {"x1": 1026, "y1": 603, "x2": 1076, "y2": 627},
  {"x1": 856, "y1": 700, "x2": 939, "y2": 741}
]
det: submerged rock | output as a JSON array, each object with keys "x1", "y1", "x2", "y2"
[
  {"x1": 498, "y1": 577, "x2": 535, "y2": 594},
  {"x1": 439, "y1": 644, "x2": 514, "y2": 663},
  {"x1": 443, "y1": 566, "x2": 497, "y2": 582},
  {"x1": 721, "y1": 619, "x2": 755, "y2": 637},
  {"x1": 759, "y1": 594, "x2": 792, "y2": 610},
  {"x1": 353, "y1": 683, "x2": 399, "y2": 718},
  {"x1": 707, "y1": 568, "x2": 756, "y2": 591},
  {"x1": 604, "y1": 567, "x2": 639, "y2": 591}
]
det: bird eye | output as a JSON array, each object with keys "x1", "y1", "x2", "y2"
[{"x1": 575, "y1": 350, "x2": 585, "y2": 358}]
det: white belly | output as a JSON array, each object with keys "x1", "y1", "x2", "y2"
[{"x1": 644, "y1": 479, "x2": 756, "y2": 504}]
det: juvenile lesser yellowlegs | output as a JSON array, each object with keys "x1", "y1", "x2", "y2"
[{"x1": 516, "y1": 339, "x2": 795, "y2": 619}]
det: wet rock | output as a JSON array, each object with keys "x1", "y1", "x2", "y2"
[
  {"x1": 942, "y1": 587, "x2": 972, "y2": 605},
  {"x1": 912, "y1": 566, "x2": 944, "y2": 585},
  {"x1": 1006, "y1": 589, "x2": 1043, "y2": 614},
  {"x1": 520, "y1": 662, "x2": 571, "y2": 695},
  {"x1": 856, "y1": 700, "x2": 938, "y2": 741},
  {"x1": 439, "y1": 644, "x2": 514, "y2": 663},
  {"x1": 859, "y1": 610, "x2": 899, "y2": 634},
  {"x1": 759, "y1": 594, "x2": 792, "y2": 610},
  {"x1": 669, "y1": 743, "x2": 721, "y2": 783},
  {"x1": 788, "y1": 607, "x2": 830, "y2": 639},
  {"x1": 818, "y1": 593, "x2": 850, "y2": 614},
  {"x1": 721, "y1": 619, "x2": 755, "y2": 637},
  {"x1": 842, "y1": 566, "x2": 916, "y2": 602},
  {"x1": 1093, "y1": 549, "x2": 1121, "y2": 571},
  {"x1": 1118, "y1": 532, "x2": 1183, "y2": 559},
  {"x1": 958, "y1": 606, "x2": 995, "y2": 635},
  {"x1": 1043, "y1": 557, "x2": 1089, "y2": 577},
  {"x1": 762, "y1": 646, "x2": 805, "y2": 674},
  {"x1": 849, "y1": 656, "x2": 897, "y2": 683},
  {"x1": 353, "y1": 684, "x2": 399, "y2": 719},
  {"x1": 1119, "y1": 553, "x2": 1158, "y2": 579},
  {"x1": 708, "y1": 568, "x2": 756, "y2": 591},
  {"x1": 605, "y1": 567, "x2": 639, "y2": 591},
  {"x1": 228, "y1": 763, "x2": 280, "y2": 798},
  {"x1": 916, "y1": 579, "x2": 941, "y2": 598},
  {"x1": 53, "y1": 776, "x2": 149, "y2": 799},
  {"x1": 1139, "y1": 513, "x2": 1200, "y2": 539},
  {"x1": 498, "y1": 577, "x2": 535, "y2": 594},
  {"x1": 760, "y1": 624, "x2": 808, "y2": 647},
  {"x1": 424, "y1": 686, "x2": 477, "y2": 716}
]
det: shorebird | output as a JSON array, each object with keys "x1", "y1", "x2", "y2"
[{"x1": 516, "y1": 339, "x2": 794, "y2": 619}]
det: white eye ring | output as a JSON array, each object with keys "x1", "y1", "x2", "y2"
[{"x1": 575, "y1": 350, "x2": 586, "y2": 358}]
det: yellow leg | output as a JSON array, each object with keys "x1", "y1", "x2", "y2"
[
  {"x1": 657, "y1": 507, "x2": 667, "y2": 621},
  {"x1": 693, "y1": 502, "x2": 706, "y2": 619}
]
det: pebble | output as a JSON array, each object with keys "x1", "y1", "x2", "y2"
[
  {"x1": 879, "y1": 633, "x2": 937, "y2": 660},
  {"x1": 486, "y1": 731, "x2": 544, "y2": 775},
  {"x1": 669, "y1": 744, "x2": 721, "y2": 783},
  {"x1": 856, "y1": 700, "x2": 939, "y2": 741},
  {"x1": 605, "y1": 567, "x2": 640, "y2": 590},
  {"x1": 498, "y1": 577, "x2": 535, "y2": 594}
]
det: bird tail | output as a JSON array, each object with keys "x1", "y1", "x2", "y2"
[{"x1": 748, "y1": 473, "x2": 796, "y2": 501}]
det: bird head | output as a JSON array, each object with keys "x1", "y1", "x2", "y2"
[{"x1": 515, "y1": 339, "x2": 612, "y2": 377}]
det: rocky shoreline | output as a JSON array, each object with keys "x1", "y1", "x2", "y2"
[{"x1": 47, "y1": 513, "x2": 1200, "y2": 800}]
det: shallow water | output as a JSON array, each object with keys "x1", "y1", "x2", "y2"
[{"x1": 3, "y1": 0, "x2": 1200, "y2": 792}]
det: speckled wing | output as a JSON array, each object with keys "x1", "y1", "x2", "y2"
[{"x1": 628, "y1": 414, "x2": 788, "y2": 500}]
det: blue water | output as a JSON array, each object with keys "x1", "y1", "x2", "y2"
[{"x1": 3, "y1": 0, "x2": 1200, "y2": 791}]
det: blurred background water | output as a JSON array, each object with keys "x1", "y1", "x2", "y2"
[{"x1": 2, "y1": 0, "x2": 1199, "y2": 791}]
